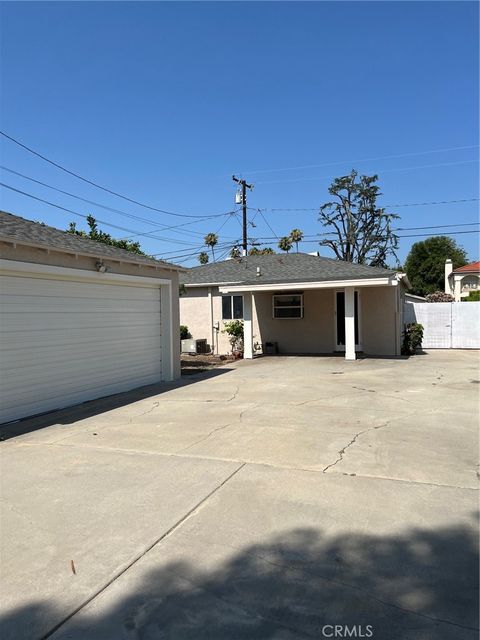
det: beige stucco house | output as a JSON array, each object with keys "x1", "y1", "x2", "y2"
[
  {"x1": 444, "y1": 259, "x2": 480, "y2": 301},
  {"x1": 180, "y1": 253, "x2": 409, "y2": 360},
  {"x1": 0, "y1": 211, "x2": 183, "y2": 424}
]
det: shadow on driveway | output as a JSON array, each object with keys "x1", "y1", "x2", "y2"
[{"x1": 1, "y1": 522, "x2": 478, "y2": 640}]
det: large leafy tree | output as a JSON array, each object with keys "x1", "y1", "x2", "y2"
[
  {"x1": 404, "y1": 236, "x2": 468, "y2": 296},
  {"x1": 318, "y1": 170, "x2": 399, "y2": 267},
  {"x1": 68, "y1": 215, "x2": 144, "y2": 255}
]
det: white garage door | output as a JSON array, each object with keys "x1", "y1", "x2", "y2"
[{"x1": 0, "y1": 272, "x2": 163, "y2": 424}]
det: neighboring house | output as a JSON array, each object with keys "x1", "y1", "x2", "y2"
[
  {"x1": 0, "y1": 211, "x2": 183, "y2": 424},
  {"x1": 445, "y1": 259, "x2": 480, "y2": 301},
  {"x1": 180, "y1": 253, "x2": 409, "y2": 360}
]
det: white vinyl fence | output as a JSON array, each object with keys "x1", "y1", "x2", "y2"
[{"x1": 404, "y1": 301, "x2": 480, "y2": 349}]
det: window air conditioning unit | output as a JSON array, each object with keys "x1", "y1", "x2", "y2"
[{"x1": 181, "y1": 339, "x2": 208, "y2": 355}]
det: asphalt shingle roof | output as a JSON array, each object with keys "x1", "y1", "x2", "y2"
[
  {"x1": 180, "y1": 253, "x2": 397, "y2": 286},
  {"x1": 0, "y1": 211, "x2": 183, "y2": 270}
]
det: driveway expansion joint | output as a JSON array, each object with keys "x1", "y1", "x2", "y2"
[{"x1": 39, "y1": 462, "x2": 246, "y2": 640}]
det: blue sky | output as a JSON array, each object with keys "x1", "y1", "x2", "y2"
[{"x1": 1, "y1": 1, "x2": 478, "y2": 265}]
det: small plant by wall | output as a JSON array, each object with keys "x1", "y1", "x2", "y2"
[
  {"x1": 402, "y1": 322, "x2": 424, "y2": 355},
  {"x1": 222, "y1": 320, "x2": 244, "y2": 355}
]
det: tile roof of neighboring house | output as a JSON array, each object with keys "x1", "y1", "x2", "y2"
[
  {"x1": 180, "y1": 253, "x2": 398, "y2": 286},
  {"x1": 0, "y1": 211, "x2": 183, "y2": 270},
  {"x1": 452, "y1": 261, "x2": 480, "y2": 274}
]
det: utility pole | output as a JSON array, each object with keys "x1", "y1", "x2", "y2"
[{"x1": 232, "y1": 175, "x2": 253, "y2": 256}]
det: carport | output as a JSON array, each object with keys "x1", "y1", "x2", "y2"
[{"x1": 220, "y1": 273, "x2": 407, "y2": 360}]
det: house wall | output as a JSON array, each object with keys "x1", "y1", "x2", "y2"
[
  {"x1": 180, "y1": 286, "x2": 260, "y2": 354},
  {"x1": 253, "y1": 289, "x2": 335, "y2": 353},
  {"x1": 181, "y1": 284, "x2": 401, "y2": 357},
  {"x1": 361, "y1": 286, "x2": 399, "y2": 356},
  {"x1": 1, "y1": 241, "x2": 182, "y2": 378}
]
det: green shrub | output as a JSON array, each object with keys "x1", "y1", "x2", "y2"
[
  {"x1": 464, "y1": 291, "x2": 480, "y2": 301},
  {"x1": 180, "y1": 325, "x2": 191, "y2": 340},
  {"x1": 222, "y1": 320, "x2": 244, "y2": 352},
  {"x1": 402, "y1": 323, "x2": 424, "y2": 355}
]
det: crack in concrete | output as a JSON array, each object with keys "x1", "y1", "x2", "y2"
[
  {"x1": 176, "y1": 422, "x2": 234, "y2": 453},
  {"x1": 227, "y1": 386, "x2": 240, "y2": 402},
  {"x1": 323, "y1": 422, "x2": 390, "y2": 473}
]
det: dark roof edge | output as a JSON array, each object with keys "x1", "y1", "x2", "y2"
[{"x1": 0, "y1": 211, "x2": 185, "y2": 271}]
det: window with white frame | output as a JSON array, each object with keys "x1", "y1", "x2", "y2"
[
  {"x1": 222, "y1": 295, "x2": 244, "y2": 320},
  {"x1": 272, "y1": 293, "x2": 304, "y2": 319}
]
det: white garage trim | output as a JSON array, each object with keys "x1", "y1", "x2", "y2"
[
  {"x1": 0, "y1": 259, "x2": 172, "y2": 287},
  {"x1": 0, "y1": 259, "x2": 175, "y2": 423}
]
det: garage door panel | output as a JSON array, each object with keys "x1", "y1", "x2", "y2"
[
  {"x1": 2, "y1": 358, "x2": 162, "y2": 408},
  {"x1": 0, "y1": 299, "x2": 161, "y2": 314},
  {"x1": 2, "y1": 343, "x2": 162, "y2": 377},
  {"x1": 2, "y1": 337, "x2": 162, "y2": 368},
  {"x1": 1, "y1": 327, "x2": 161, "y2": 350},
  {"x1": 0, "y1": 277, "x2": 160, "y2": 300},
  {"x1": 1, "y1": 312, "x2": 160, "y2": 333},
  {"x1": 0, "y1": 273, "x2": 164, "y2": 423},
  {"x1": 0, "y1": 369, "x2": 162, "y2": 424}
]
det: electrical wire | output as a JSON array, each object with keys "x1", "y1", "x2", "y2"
[
  {"x1": 0, "y1": 131, "x2": 236, "y2": 219},
  {"x1": 0, "y1": 165, "x2": 232, "y2": 240},
  {"x1": 0, "y1": 182, "x2": 204, "y2": 246},
  {"x1": 238, "y1": 145, "x2": 479, "y2": 176},
  {"x1": 267, "y1": 198, "x2": 480, "y2": 212},
  {"x1": 255, "y1": 160, "x2": 478, "y2": 186}
]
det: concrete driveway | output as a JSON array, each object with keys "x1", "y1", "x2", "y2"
[{"x1": 1, "y1": 351, "x2": 478, "y2": 640}]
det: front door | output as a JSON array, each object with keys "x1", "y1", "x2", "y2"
[{"x1": 335, "y1": 291, "x2": 361, "y2": 351}]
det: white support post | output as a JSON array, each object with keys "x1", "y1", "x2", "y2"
[
  {"x1": 453, "y1": 276, "x2": 462, "y2": 302},
  {"x1": 243, "y1": 292, "x2": 254, "y2": 359},
  {"x1": 160, "y1": 283, "x2": 174, "y2": 381},
  {"x1": 344, "y1": 286, "x2": 356, "y2": 361}
]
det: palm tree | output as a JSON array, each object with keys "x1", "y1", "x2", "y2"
[
  {"x1": 204, "y1": 233, "x2": 218, "y2": 261},
  {"x1": 198, "y1": 251, "x2": 209, "y2": 265},
  {"x1": 278, "y1": 236, "x2": 293, "y2": 253},
  {"x1": 289, "y1": 229, "x2": 304, "y2": 253},
  {"x1": 230, "y1": 246, "x2": 241, "y2": 259}
]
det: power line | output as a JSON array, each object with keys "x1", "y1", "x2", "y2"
[
  {"x1": 258, "y1": 208, "x2": 279, "y2": 239},
  {"x1": 0, "y1": 182, "x2": 204, "y2": 246},
  {"x1": 251, "y1": 229, "x2": 480, "y2": 247},
  {"x1": 0, "y1": 131, "x2": 234, "y2": 219},
  {"x1": 268, "y1": 198, "x2": 480, "y2": 212},
  {"x1": 255, "y1": 159, "x2": 478, "y2": 186},
  {"x1": 233, "y1": 221, "x2": 480, "y2": 243},
  {"x1": 239, "y1": 145, "x2": 479, "y2": 176},
  {"x1": 0, "y1": 165, "x2": 231, "y2": 239}
]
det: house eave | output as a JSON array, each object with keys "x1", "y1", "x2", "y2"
[
  {"x1": 219, "y1": 276, "x2": 398, "y2": 293},
  {"x1": 0, "y1": 236, "x2": 186, "y2": 272}
]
